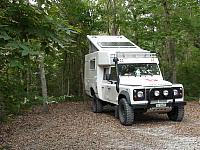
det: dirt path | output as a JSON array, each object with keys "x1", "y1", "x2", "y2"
[{"x1": 0, "y1": 101, "x2": 200, "y2": 150}]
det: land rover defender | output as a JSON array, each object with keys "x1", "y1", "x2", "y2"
[{"x1": 84, "y1": 35, "x2": 186, "y2": 125}]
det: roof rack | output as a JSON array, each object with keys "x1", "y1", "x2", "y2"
[{"x1": 116, "y1": 52, "x2": 157, "y2": 59}]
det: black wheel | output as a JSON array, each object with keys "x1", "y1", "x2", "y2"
[
  {"x1": 92, "y1": 96, "x2": 103, "y2": 113},
  {"x1": 118, "y1": 98, "x2": 134, "y2": 125},
  {"x1": 167, "y1": 105, "x2": 184, "y2": 121}
]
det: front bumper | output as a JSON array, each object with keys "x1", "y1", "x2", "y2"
[{"x1": 132, "y1": 101, "x2": 186, "y2": 109}]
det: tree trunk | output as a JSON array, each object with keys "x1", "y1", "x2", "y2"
[
  {"x1": 0, "y1": 92, "x2": 5, "y2": 121},
  {"x1": 166, "y1": 38, "x2": 177, "y2": 83},
  {"x1": 62, "y1": 52, "x2": 67, "y2": 95},
  {"x1": 66, "y1": 53, "x2": 70, "y2": 96},
  {"x1": 111, "y1": 0, "x2": 119, "y2": 35},
  {"x1": 162, "y1": 0, "x2": 177, "y2": 83},
  {"x1": 79, "y1": 49, "x2": 85, "y2": 96},
  {"x1": 38, "y1": 53, "x2": 49, "y2": 113},
  {"x1": 107, "y1": 0, "x2": 119, "y2": 35},
  {"x1": 26, "y1": 55, "x2": 31, "y2": 97}
]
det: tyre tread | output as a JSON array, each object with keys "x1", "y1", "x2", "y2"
[
  {"x1": 119, "y1": 98, "x2": 134, "y2": 125},
  {"x1": 92, "y1": 96, "x2": 103, "y2": 113},
  {"x1": 167, "y1": 105, "x2": 184, "y2": 122}
]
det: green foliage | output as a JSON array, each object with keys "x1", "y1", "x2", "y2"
[
  {"x1": 0, "y1": 0, "x2": 72, "y2": 119},
  {"x1": 177, "y1": 48, "x2": 200, "y2": 99}
]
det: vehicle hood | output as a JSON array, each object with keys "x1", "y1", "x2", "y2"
[{"x1": 119, "y1": 76, "x2": 172, "y2": 87}]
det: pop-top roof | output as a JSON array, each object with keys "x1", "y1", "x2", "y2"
[{"x1": 87, "y1": 35, "x2": 148, "y2": 53}]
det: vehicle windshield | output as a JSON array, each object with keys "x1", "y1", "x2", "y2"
[{"x1": 118, "y1": 63, "x2": 160, "y2": 76}]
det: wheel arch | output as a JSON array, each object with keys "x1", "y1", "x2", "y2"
[{"x1": 118, "y1": 90, "x2": 131, "y2": 104}]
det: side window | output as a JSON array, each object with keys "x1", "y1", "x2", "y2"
[
  {"x1": 103, "y1": 68, "x2": 109, "y2": 80},
  {"x1": 90, "y1": 59, "x2": 95, "y2": 70},
  {"x1": 110, "y1": 67, "x2": 117, "y2": 81}
]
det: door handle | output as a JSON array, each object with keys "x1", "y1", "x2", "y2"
[{"x1": 108, "y1": 87, "x2": 111, "y2": 90}]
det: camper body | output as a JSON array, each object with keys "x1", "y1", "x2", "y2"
[{"x1": 85, "y1": 35, "x2": 186, "y2": 125}]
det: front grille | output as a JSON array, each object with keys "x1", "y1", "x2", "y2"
[{"x1": 146, "y1": 88, "x2": 173, "y2": 101}]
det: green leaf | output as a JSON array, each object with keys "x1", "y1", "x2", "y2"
[
  {"x1": 31, "y1": 51, "x2": 40, "y2": 55},
  {"x1": 0, "y1": 31, "x2": 12, "y2": 40},
  {"x1": 19, "y1": 43, "x2": 30, "y2": 52},
  {"x1": 6, "y1": 41, "x2": 20, "y2": 49},
  {"x1": 10, "y1": 59, "x2": 23, "y2": 69},
  {"x1": 21, "y1": 50, "x2": 29, "y2": 56},
  {"x1": 19, "y1": 43, "x2": 30, "y2": 56}
]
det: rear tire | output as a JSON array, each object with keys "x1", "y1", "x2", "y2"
[
  {"x1": 92, "y1": 96, "x2": 103, "y2": 113},
  {"x1": 118, "y1": 98, "x2": 134, "y2": 125},
  {"x1": 167, "y1": 105, "x2": 184, "y2": 121}
]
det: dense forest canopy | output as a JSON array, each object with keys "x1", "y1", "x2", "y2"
[{"x1": 0, "y1": 0, "x2": 200, "y2": 119}]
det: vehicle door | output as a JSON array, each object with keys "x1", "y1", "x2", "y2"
[
  {"x1": 101, "y1": 67, "x2": 110, "y2": 100},
  {"x1": 106, "y1": 67, "x2": 118, "y2": 104}
]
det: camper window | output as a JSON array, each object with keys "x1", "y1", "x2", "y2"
[
  {"x1": 90, "y1": 59, "x2": 95, "y2": 70},
  {"x1": 103, "y1": 68, "x2": 109, "y2": 80}
]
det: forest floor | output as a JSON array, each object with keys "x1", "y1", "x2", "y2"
[{"x1": 0, "y1": 101, "x2": 200, "y2": 150}]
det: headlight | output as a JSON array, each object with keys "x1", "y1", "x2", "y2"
[
  {"x1": 137, "y1": 91, "x2": 144, "y2": 98},
  {"x1": 163, "y1": 90, "x2": 169, "y2": 96},
  {"x1": 173, "y1": 89, "x2": 178, "y2": 96},
  {"x1": 154, "y1": 90, "x2": 160, "y2": 96},
  {"x1": 133, "y1": 89, "x2": 145, "y2": 101}
]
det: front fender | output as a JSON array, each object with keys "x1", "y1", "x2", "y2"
[{"x1": 118, "y1": 90, "x2": 131, "y2": 104}]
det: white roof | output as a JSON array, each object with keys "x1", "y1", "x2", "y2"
[{"x1": 87, "y1": 35, "x2": 149, "y2": 53}]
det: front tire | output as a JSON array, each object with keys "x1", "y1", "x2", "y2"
[
  {"x1": 92, "y1": 96, "x2": 103, "y2": 113},
  {"x1": 167, "y1": 105, "x2": 184, "y2": 121},
  {"x1": 118, "y1": 98, "x2": 134, "y2": 125}
]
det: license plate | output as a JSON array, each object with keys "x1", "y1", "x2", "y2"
[{"x1": 156, "y1": 103, "x2": 166, "y2": 107}]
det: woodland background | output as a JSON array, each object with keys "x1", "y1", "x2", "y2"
[{"x1": 0, "y1": 0, "x2": 200, "y2": 120}]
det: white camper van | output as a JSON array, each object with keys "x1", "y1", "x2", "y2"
[{"x1": 84, "y1": 35, "x2": 186, "y2": 125}]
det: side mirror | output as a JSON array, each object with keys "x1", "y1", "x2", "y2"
[{"x1": 113, "y1": 57, "x2": 119, "y2": 63}]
